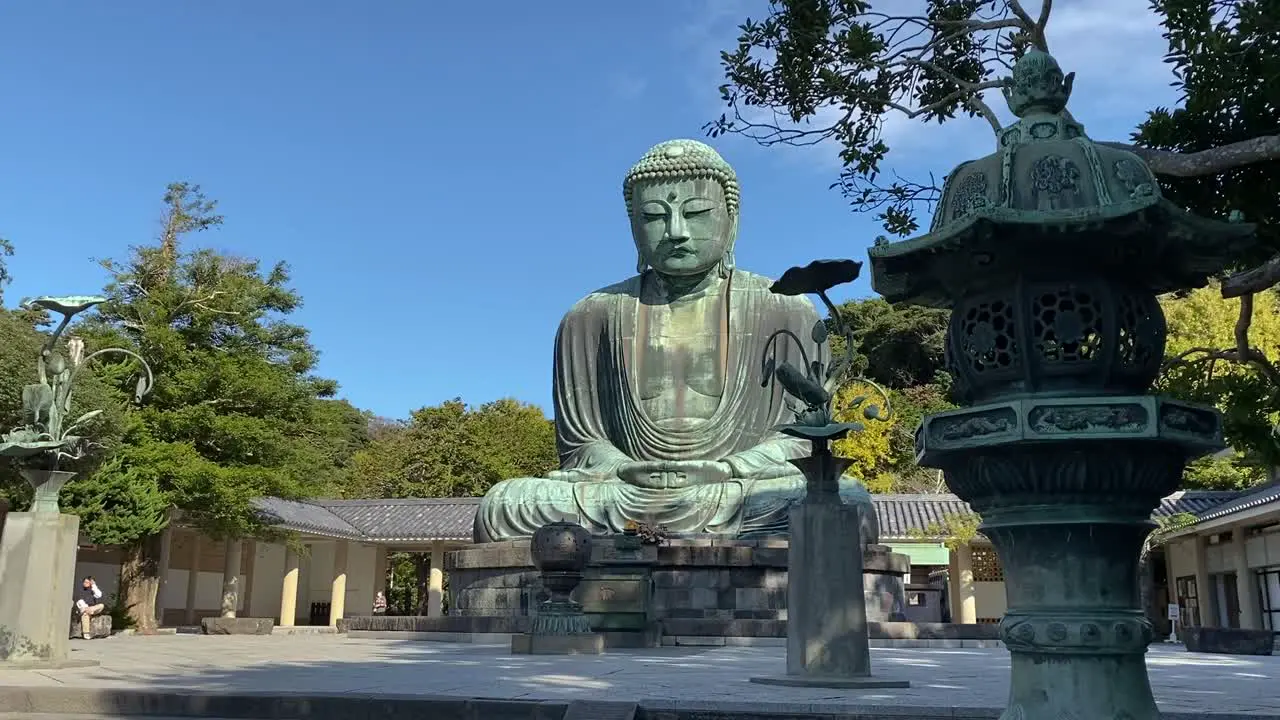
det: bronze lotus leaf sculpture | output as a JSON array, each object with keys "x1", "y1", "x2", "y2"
[
  {"x1": 760, "y1": 259, "x2": 890, "y2": 443},
  {"x1": 1, "y1": 295, "x2": 154, "y2": 514}
]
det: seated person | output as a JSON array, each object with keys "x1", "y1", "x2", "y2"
[{"x1": 74, "y1": 576, "x2": 105, "y2": 640}]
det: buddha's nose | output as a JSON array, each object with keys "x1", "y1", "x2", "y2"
[{"x1": 666, "y1": 215, "x2": 691, "y2": 241}]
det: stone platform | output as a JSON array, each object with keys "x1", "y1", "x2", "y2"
[
  {"x1": 0, "y1": 635, "x2": 1275, "y2": 718},
  {"x1": 343, "y1": 613, "x2": 1003, "y2": 648},
  {"x1": 447, "y1": 536, "x2": 910, "y2": 641}
]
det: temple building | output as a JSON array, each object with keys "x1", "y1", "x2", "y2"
[{"x1": 70, "y1": 488, "x2": 1280, "y2": 638}]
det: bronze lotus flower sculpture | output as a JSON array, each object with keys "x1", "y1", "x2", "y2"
[
  {"x1": 761, "y1": 260, "x2": 890, "y2": 443},
  {"x1": 1, "y1": 295, "x2": 154, "y2": 513}
]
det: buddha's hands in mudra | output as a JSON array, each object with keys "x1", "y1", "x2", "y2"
[{"x1": 616, "y1": 459, "x2": 733, "y2": 489}]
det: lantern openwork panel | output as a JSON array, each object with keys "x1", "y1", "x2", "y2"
[{"x1": 946, "y1": 277, "x2": 1165, "y2": 405}]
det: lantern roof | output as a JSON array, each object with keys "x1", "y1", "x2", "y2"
[{"x1": 868, "y1": 50, "x2": 1258, "y2": 308}]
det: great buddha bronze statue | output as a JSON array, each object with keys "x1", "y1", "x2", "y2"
[{"x1": 474, "y1": 139, "x2": 877, "y2": 543}]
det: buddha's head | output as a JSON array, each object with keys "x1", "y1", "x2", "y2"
[{"x1": 624, "y1": 139, "x2": 740, "y2": 279}]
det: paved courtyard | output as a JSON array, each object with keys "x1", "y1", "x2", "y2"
[{"x1": 0, "y1": 635, "x2": 1276, "y2": 715}]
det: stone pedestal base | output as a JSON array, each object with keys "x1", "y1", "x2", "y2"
[
  {"x1": 511, "y1": 633, "x2": 604, "y2": 655},
  {"x1": 749, "y1": 674, "x2": 910, "y2": 689},
  {"x1": 448, "y1": 536, "x2": 910, "y2": 626},
  {"x1": 788, "y1": 502, "x2": 868, "y2": 677},
  {"x1": 201, "y1": 617, "x2": 275, "y2": 635},
  {"x1": 0, "y1": 512, "x2": 81, "y2": 666}
]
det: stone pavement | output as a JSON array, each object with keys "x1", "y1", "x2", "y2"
[{"x1": 0, "y1": 635, "x2": 1275, "y2": 716}]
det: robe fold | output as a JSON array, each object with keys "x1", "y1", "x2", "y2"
[{"x1": 474, "y1": 269, "x2": 876, "y2": 542}]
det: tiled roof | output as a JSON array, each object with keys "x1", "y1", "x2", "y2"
[
  {"x1": 873, "y1": 494, "x2": 973, "y2": 540},
  {"x1": 1192, "y1": 481, "x2": 1280, "y2": 524},
  {"x1": 321, "y1": 498, "x2": 481, "y2": 542},
  {"x1": 253, "y1": 487, "x2": 1264, "y2": 544},
  {"x1": 253, "y1": 497, "x2": 479, "y2": 543},
  {"x1": 1156, "y1": 490, "x2": 1241, "y2": 519},
  {"x1": 253, "y1": 498, "x2": 363, "y2": 541}
]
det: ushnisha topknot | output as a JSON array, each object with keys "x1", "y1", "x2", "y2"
[{"x1": 623, "y1": 139, "x2": 740, "y2": 218}]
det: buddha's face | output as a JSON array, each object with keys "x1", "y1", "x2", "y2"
[{"x1": 631, "y1": 178, "x2": 734, "y2": 277}]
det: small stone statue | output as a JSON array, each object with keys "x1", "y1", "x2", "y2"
[{"x1": 474, "y1": 139, "x2": 877, "y2": 543}]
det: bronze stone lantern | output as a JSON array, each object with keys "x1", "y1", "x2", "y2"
[{"x1": 868, "y1": 50, "x2": 1259, "y2": 719}]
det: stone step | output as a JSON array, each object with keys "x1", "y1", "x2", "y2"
[
  {"x1": 563, "y1": 700, "x2": 638, "y2": 720},
  {"x1": 0, "y1": 688, "x2": 1262, "y2": 720}
]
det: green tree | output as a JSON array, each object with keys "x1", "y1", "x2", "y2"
[
  {"x1": 909, "y1": 510, "x2": 982, "y2": 550},
  {"x1": 80, "y1": 182, "x2": 360, "y2": 631},
  {"x1": 1159, "y1": 283, "x2": 1280, "y2": 483},
  {"x1": 710, "y1": 0, "x2": 1277, "y2": 237},
  {"x1": 714, "y1": 0, "x2": 1279, "y2": 474},
  {"x1": 0, "y1": 236, "x2": 13, "y2": 302},
  {"x1": 827, "y1": 298, "x2": 955, "y2": 492},
  {"x1": 352, "y1": 398, "x2": 557, "y2": 500},
  {"x1": 349, "y1": 398, "x2": 555, "y2": 614},
  {"x1": 1135, "y1": 0, "x2": 1280, "y2": 453}
]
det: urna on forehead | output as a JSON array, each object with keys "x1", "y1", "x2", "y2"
[{"x1": 623, "y1": 139, "x2": 741, "y2": 217}]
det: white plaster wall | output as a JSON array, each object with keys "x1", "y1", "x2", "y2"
[
  {"x1": 347, "y1": 543, "x2": 376, "y2": 614},
  {"x1": 158, "y1": 569, "x2": 243, "y2": 610},
  {"x1": 1167, "y1": 538, "x2": 1197, "y2": 581},
  {"x1": 249, "y1": 542, "x2": 287, "y2": 619},
  {"x1": 1249, "y1": 532, "x2": 1280, "y2": 569},
  {"x1": 307, "y1": 541, "x2": 334, "y2": 608},
  {"x1": 1206, "y1": 542, "x2": 1230, "y2": 574},
  {"x1": 74, "y1": 560, "x2": 242, "y2": 612},
  {"x1": 299, "y1": 540, "x2": 378, "y2": 617},
  {"x1": 975, "y1": 581, "x2": 1006, "y2": 619}
]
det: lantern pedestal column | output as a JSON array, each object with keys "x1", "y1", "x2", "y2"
[
  {"x1": 751, "y1": 447, "x2": 909, "y2": 689},
  {"x1": 919, "y1": 398, "x2": 1220, "y2": 720}
]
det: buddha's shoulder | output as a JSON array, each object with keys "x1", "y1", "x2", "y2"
[
  {"x1": 560, "y1": 276, "x2": 642, "y2": 322},
  {"x1": 732, "y1": 270, "x2": 819, "y2": 313}
]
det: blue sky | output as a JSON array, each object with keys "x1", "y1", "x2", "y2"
[{"x1": 0, "y1": 1, "x2": 1180, "y2": 419}]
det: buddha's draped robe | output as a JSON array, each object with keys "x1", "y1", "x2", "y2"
[{"x1": 473, "y1": 270, "x2": 876, "y2": 542}]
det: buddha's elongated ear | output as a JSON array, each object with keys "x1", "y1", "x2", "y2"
[
  {"x1": 636, "y1": 251, "x2": 648, "y2": 275},
  {"x1": 719, "y1": 214, "x2": 739, "y2": 278}
]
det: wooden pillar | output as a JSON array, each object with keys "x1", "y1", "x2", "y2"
[
  {"x1": 1232, "y1": 527, "x2": 1260, "y2": 629},
  {"x1": 279, "y1": 547, "x2": 300, "y2": 627},
  {"x1": 155, "y1": 518, "x2": 174, "y2": 624},
  {"x1": 374, "y1": 546, "x2": 389, "y2": 595},
  {"x1": 373, "y1": 546, "x2": 389, "y2": 612},
  {"x1": 241, "y1": 540, "x2": 257, "y2": 616},
  {"x1": 1193, "y1": 534, "x2": 1216, "y2": 626},
  {"x1": 428, "y1": 540, "x2": 446, "y2": 617},
  {"x1": 221, "y1": 538, "x2": 242, "y2": 618},
  {"x1": 184, "y1": 533, "x2": 202, "y2": 625},
  {"x1": 329, "y1": 540, "x2": 348, "y2": 626},
  {"x1": 954, "y1": 543, "x2": 978, "y2": 624}
]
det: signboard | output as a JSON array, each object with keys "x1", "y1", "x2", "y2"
[{"x1": 1167, "y1": 603, "x2": 1181, "y2": 621}]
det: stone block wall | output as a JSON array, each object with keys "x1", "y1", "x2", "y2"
[{"x1": 446, "y1": 537, "x2": 911, "y2": 626}]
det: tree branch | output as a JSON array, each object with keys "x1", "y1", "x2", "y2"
[
  {"x1": 1222, "y1": 255, "x2": 1280, "y2": 298},
  {"x1": 1100, "y1": 135, "x2": 1280, "y2": 178},
  {"x1": 1163, "y1": 294, "x2": 1280, "y2": 388}
]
